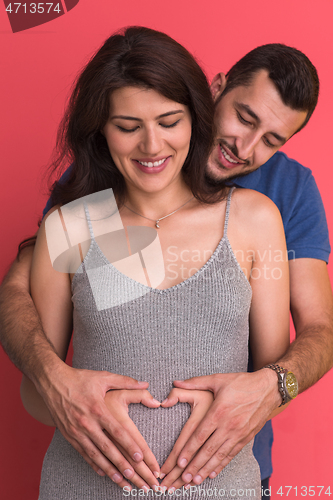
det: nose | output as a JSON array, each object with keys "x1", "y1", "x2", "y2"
[
  {"x1": 139, "y1": 125, "x2": 163, "y2": 155},
  {"x1": 235, "y1": 130, "x2": 262, "y2": 161}
]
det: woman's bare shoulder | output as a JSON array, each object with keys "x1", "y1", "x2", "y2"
[
  {"x1": 231, "y1": 187, "x2": 282, "y2": 226},
  {"x1": 228, "y1": 188, "x2": 285, "y2": 249},
  {"x1": 40, "y1": 203, "x2": 90, "y2": 274}
]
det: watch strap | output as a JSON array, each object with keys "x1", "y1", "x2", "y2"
[{"x1": 264, "y1": 363, "x2": 290, "y2": 407}]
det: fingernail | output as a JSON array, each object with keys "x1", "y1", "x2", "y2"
[
  {"x1": 159, "y1": 472, "x2": 166, "y2": 479},
  {"x1": 152, "y1": 398, "x2": 160, "y2": 405},
  {"x1": 168, "y1": 487, "x2": 176, "y2": 494},
  {"x1": 112, "y1": 472, "x2": 122, "y2": 483},
  {"x1": 123, "y1": 469, "x2": 133, "y2": 479},
  {"x1": 142, "y1": 485, "x2": 150, "y2": 493},
  {"x1": 138, "y1": 381, "x2": 148, "y2": 385},
  {"x1": 184, "y1": 484, "x2": 191, "y2": 490},
  {"x1": 133, "y1": 452, "x2": 143, "y2": 461},
  {"x1": 179, "y1": 458, "x2": 188, "y2": 468},
  {"x1": 193, "y1": 474, "x2": 202, "y2": 484},
  {"x1": 210, "y1": 471, "x2": 217, "y2": 478},
  {"x1": 154, "y1": 471, "x2": 160, "y2": 478},
  {"x1": 161, "y1": 398, "x2": 168, "y2": 404},
  {"x1": 183, "y1": 473, "x2": 192, "y2": 482},
  {"x1": 97, "y1": 468, "x2": 105, "y2": 476}
]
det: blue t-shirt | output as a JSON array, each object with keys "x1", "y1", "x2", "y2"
[
  {"x1": 233, "y1": 151, "x2": 330, "y2": 480},
  {"x1": 43, "y1": 151, "x2": 331, "y2": 480}
]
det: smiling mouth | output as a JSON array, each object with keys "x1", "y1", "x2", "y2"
[
  {"x1": 219, "y1": 144, "x2": 245, "y2": 165},
  {"x1": 136, "y1": 158, "x2": 168, "y2": 168}
]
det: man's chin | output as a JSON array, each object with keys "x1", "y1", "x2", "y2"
[{"x1": 205, "y1": 163, "x2": 257, "y2": 186}]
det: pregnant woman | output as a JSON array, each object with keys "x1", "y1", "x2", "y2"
[{"x1": 20, "y1": 27, "x2": 290, "y2": 499}]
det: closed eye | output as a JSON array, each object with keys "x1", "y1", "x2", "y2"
[
  {"x1": 236, "y1": 111, "x2": 252, "y2": 126},
  {"x1": 116, "y1": 125, "x2": 139, "y2": 133},
  {"x1": 160, "y1": 119, "x2": 181, "y2": 128},
  {"x1": 263, "y1": 137, "x2": 276, "y2": 148}
]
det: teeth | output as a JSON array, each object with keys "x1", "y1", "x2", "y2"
[
  {"x1": 138, "y1": 158, "x2": 167, "y2": 168},
  {"x1": 220, "y1": 146, "x2": 239, "y2": 164}
]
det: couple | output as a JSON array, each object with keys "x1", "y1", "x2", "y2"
[{"x1": 1, "y1": 26, "x2": 332, "y2": 499}]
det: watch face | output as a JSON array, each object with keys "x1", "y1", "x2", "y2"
[{"x1": 285, "y1": 372, "x2": 298, "y2": 399}]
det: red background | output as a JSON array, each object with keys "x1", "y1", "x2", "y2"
[{"x1": 1, "y1": 1, "x2": 332, "y2": 498}]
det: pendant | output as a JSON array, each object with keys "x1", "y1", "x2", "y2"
[{"x1": 155, "y1": 220, "x2": 160, "y2": 229}]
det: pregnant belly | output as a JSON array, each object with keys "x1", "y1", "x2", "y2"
[{"x1": 128, "y1": 402, "x2": 191, "y2": 467}]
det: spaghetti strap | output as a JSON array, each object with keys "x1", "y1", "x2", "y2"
[
  {"x1": 83, "y1": 201, "x2": 96, "y2": 240},
  {"x1": 223, "y1": 187, "x2": 236, "y2": 237}
]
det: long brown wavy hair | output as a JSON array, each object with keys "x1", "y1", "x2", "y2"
[{"x1": 19, "y1": 26, "x2": 227, "y2": 253}]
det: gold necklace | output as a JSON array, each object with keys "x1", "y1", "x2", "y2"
[{"x1": 124, "y1": 197, "x2": 194, "y2": 228}]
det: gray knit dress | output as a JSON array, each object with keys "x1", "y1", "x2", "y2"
[{"x1": 38, "y1": 188, "x2": 261, "y2": 499}]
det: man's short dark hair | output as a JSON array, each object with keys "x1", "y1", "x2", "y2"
[{"x1": 222, "y1": 43, "x2": 319, "y2": 133}]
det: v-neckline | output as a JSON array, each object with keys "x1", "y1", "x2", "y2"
[{"x1": 72, "y1": 231, "x2": 231, "y2": 295}]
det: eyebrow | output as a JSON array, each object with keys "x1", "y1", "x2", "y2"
[
  {"x1": 110, "y1": 110, "x2": 185, "y2": 121},
  {"x1": 236, "y1": 102, "x2": 287, "y2": 144}
]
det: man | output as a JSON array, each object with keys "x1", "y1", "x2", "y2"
[
  {"x1": 1, "y1": 43, "x2": 332, "y2": 496},
  {"x1": 161, "y1": 44, "x2": 333, "y2": 493}
]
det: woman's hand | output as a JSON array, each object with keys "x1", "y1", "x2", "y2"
[
  {"x1": 104, "y1": 389, "x2": 161, "y2": 491},
  {"x1": 159, "y1": 388, "x2": 214, "y2": 492}
]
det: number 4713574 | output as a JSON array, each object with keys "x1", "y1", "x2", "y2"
[
  {"x1": 6, "y1": 3, "x2": 61, "y2": 14},
  {"x1": 277, "y1": 486, "x2": 331, "y2": 496}
]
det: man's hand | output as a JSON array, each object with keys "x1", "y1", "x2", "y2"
[
  {"x1": 159, "y1": 388, "x2": 214, "y2": 492},
  {"x1": 35, "y1": 361, "x2": 161, "y2": 490},
  {"x1": 168, "y1": 370, "x2": 281, "y2": 486}
]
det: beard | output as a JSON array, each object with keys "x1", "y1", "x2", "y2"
[{"x1": 204, "y1": 164, "x2": 257, "y2": 187}]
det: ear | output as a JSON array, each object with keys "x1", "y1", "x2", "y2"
[{"x1": 210, "y1": 73, "x2": 227, "y2": 102}]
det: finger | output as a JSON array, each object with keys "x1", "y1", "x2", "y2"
[
  {"x1": 121, "y1": 389, "x2": 160, "y2": 408},
  {"x1": 68, "y1": 415, "x2": 145, "y2": 481},
  {"x1": 64, "y1": 432, "x2": 133, "y2": 489},
  {"x1": 160, "y1": 465, "x2": 184, "y2": 489},
  {"x1": 160, "y1": 391, "x2": 180, "y2": 408},
  {"x1": 101, "y1": 410, "x2": 148, "y2": 463},
  {"x1": 110, "y1": 436, "x2": 160, "y2": 490},
  {"x1": 116, "y1": 417, "x2": 160, "y2": 478},
  {"x1": 160, "y1": 387, "x2": 195, "y2": 408},
  {"x1": 181, "y1": 433, "x2": 234, "y2": 484},
  {"x1": 107, "y1": 399, "x2": 160, "y2": 477},
  {"x1": 173, "y1": 376, "x2": 216, "y2": 392},
  {"x1": 207, "y1": 440, "x2": 252, "y2": 480},
  {"x1": 160, "y1": 403, "x2": 205, "y2": 475},
  {"x1": 176, "y1": 414, "x2": 217, "y2": 471},
  {"x1": 170, "y1": 476, "x2": 188, "y2": 491},
  {"x1": 105, "y1": 373, "x2": 149, "y2": 391}
]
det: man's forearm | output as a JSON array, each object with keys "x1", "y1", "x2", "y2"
[
  {"x1": 279, "y1": 259, "x2": 333, "y2": 395},
  {"x1": 276, "y1": 322, "x2": 333, "y2": 394},
  {"x1": 0, "y1": 246, "x2": 61, "y2": 386}
]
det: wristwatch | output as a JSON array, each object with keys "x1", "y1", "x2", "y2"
[{"x1": 264, "y1": 364, "x2": 298, "y2": 406}]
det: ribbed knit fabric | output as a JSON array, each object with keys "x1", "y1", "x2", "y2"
[{"x1": 39, "y1": 188, "x2": 261, "y2": 499}]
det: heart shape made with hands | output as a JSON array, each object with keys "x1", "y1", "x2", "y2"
[{"x1": 104, "y1": 387, "x2": 214, "y2": 484}]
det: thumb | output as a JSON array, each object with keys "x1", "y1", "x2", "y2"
[
  {"x1": 122, "y1": 390, "x2": 160, "y2": 408},
  {"x1": 140, "y1": 392, "x2": 161, "y2": 408},
  {"x1": 104, "y1": 372, "x2": 149, "y2": 391},
  {"x1": 173, "y1": 375, "x2": 216, "y2": 392}
]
